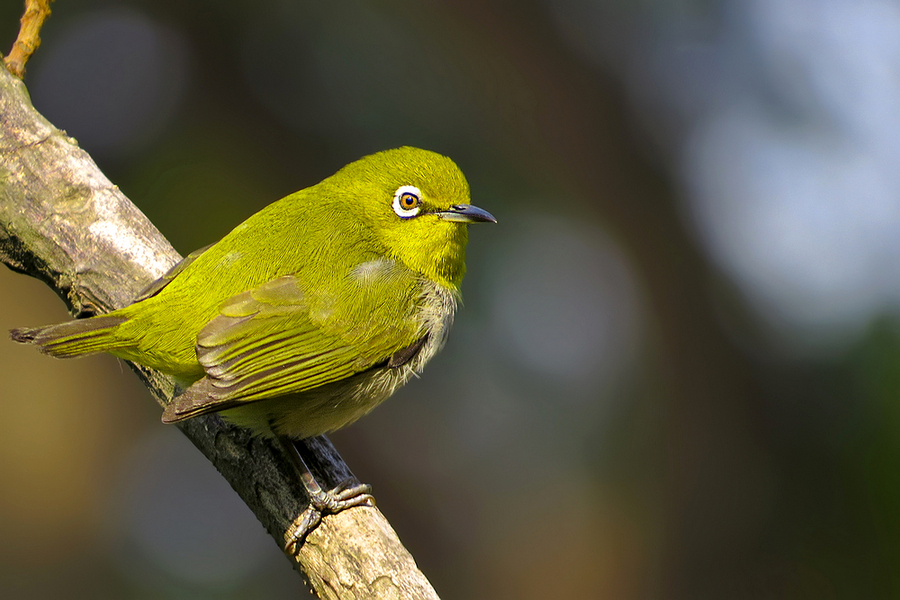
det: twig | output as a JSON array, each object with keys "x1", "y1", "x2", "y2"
[{"x1": 4, "y1": 0, "x2": 54, "y2": 78}]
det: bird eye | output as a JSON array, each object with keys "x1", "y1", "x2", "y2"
[{"x1": 393, "y1": 185, "x2": 422, "y2": 218}]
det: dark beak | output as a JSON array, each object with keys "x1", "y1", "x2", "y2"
[{"x1": 436, "y1": 204, "x2": 497, "y2": 223}]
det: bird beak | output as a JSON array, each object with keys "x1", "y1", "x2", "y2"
[{"x1": 436, "y1": 204, "x2": 497, "y2": 223}]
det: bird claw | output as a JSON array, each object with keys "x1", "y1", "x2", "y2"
[{"x1": 283, "y1": 479, "x2": 375, "y2": 555}]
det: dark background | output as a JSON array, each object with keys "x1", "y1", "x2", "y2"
[{"x1": 3, "y1": 1, "x2": 900, "y2": 598}]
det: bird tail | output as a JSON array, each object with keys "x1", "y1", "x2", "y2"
[{"x1": 10, "y1": 315, "x2": 128, "y2": 358}]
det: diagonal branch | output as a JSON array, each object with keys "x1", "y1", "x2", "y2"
[{"x1": 0, "y1": 62, "x2": 438, "y2": 600}]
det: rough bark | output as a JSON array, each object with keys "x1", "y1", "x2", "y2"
[{"x1": 0, "y1": 65, "x2": 438, "y2": 600}]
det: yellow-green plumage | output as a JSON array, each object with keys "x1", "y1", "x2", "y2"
[{"x1": 11, "y1": 147, "x2": 494, "y2": 439}]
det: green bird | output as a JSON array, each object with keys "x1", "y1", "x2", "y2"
[{"x1": 10, "y1": 146, "x2": 495, "y2": 548}]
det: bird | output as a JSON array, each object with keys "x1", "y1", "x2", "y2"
[{"x1": 10, "y1": 146, "x2": 495, "y2": 550}]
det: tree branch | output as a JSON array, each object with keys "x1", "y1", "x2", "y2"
[
  {"x1": 0, "y1": 62, "x2": 438, "y2": 599},
  {"x1": 3, "y1": 0, "x2": 54, "y2": 78}
]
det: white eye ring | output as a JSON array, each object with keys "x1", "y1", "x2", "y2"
[{"x1": 393, "y1": 185, "x2": 422, "y2": 218}]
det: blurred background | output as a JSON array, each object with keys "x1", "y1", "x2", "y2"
[{"x1": 2, "y1": 0, "x2": 900, "y2": 598}]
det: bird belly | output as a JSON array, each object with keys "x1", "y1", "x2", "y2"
[{"x1": 220, "y1": 365, "x2": 411, "y2": 439}]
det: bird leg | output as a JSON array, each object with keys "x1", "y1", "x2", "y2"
[{"x1": 279, "y1": 437, "x2": 375, "y2": 555}]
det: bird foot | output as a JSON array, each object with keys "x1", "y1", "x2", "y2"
[{"x1": 284, "y1": 479, "x2": 375, "y2": 555}]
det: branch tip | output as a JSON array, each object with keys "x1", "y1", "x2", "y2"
[{"x1": 4, "y1": 0, "x2": 55, "y2": 79}]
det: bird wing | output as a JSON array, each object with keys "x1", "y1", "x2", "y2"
[{"x1": 162, "y1": 273, "x2": 423, "y2": 422}]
